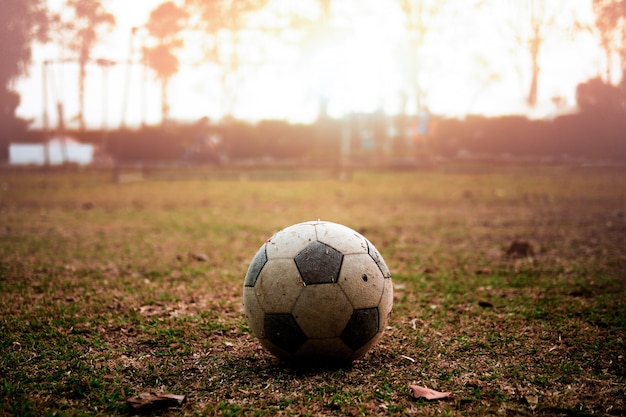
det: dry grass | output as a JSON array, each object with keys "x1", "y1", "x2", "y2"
[{"x1": 0, "y1": 165, "x2": 625, "y2": 416}]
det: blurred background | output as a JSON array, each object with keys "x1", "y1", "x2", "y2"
[{"x1": 2, "y1": 0, "x2": 625, "y2": 168}]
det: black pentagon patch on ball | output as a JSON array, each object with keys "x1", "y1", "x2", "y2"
[
  {"x1": 264, "y1": 313, "x2": 307, "y2": 353},
  {"x1": 244, "y1": 245, "x2": 267, "y2": 287},
  {"x1": 340, "y1": 307, "x2": 379, "y2": 350},
  {"x1": 367, "y1": 241, "x2": 390, "y2": 278},
  {"x1": 295, "y1": 241, "x2": 343, "y2": 285}
]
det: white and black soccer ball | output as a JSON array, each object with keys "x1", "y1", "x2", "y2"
[{"x1": 243, "y1": 220, "x2": 393, "y2": 363}]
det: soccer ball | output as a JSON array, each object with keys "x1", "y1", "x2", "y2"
[{"x1": 243, "y1": 220, "x2": 393, "y2": 363}]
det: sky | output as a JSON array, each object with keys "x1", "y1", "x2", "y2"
[{"x1": 14, "y1": 0, "x2": 611, "y2": 129}]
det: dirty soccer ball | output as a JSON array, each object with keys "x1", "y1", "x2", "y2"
[{"x1": 243, "y1": 220, "x2": 393, "y2": 362}]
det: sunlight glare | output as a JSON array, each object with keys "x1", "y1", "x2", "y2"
[
  {"x1": 14, "y1": 0, "x2": 608, "y2": 128},
  {"x1": 300, "y1": 1, "x2": 406, "y2": 118}
]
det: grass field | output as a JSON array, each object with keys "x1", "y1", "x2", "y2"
[{"x1": 1, "y1": 165, "x2": 625, "y2": 416}]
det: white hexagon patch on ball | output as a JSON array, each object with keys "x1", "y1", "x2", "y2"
[{"x1": 243, "y1": 220, "x2": 392, "y2": 363}]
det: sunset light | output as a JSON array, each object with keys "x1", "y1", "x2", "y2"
[
  {"x1": 2, "y1": 3, "x2": 626, "y2": 412},
  {"x1": 14, "y1": 0, "x2": 609, "y2": 129}
]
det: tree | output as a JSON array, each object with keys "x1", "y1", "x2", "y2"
[
  {"x1": 574, "y1": 75, "x2": 626, "y2": 159},
  {"x1": 0, "y1": 0, "x2": 49, "y2": 159},
  {"x1": 523, "y1": 0, "x2": 548, "y2": 107},
  {"x1": 507, "y1": 0, "x2": 559, "y2": 108},
  {"x1": 398, "y1": 0, "x2": 433, "y2": 115},
  {"x1": 493, "y1": 0, "x2": 564, "y2": 108},
  {"x1": 184, "y1": 0, "x2": 268, "y2": 116},
  {"x1": 592, "y1": 0, "x2": 626, "y2": 82},
  {"x1": 576, "y1": 75, "x2": 626, "y2": 115},
  {"x1": 495, "y1": 0, "x2": 573, "y2": 108},
  {"x1": 144, "y1": 2, "x2": 188, "y2": 125},
  {"x1": 62, "y1": 0, "x2": 115, "y2": 131}
]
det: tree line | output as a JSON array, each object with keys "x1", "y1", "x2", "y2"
[
  {"x1": 96, "y1": 74, "x2": 626, "y2": 164},
  {"x1": 1, "y1": 0, "x2": 625, "y2": 163},
  {"x1": 7, "y1": 78, "x2": 625, "y2": 164}
]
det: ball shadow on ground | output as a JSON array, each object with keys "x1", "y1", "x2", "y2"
[{"x1": 221, "y1": 346, "x2": 396, "y2": 382}]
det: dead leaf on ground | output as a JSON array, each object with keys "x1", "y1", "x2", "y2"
[
  {"x1": 409, "y1": 385, "x2": 452, "y2": 400},
  {"x1": 126, "y1": 391, "x2": 186, "y2": 410},
  {"x1": 190, "y1": 252, "x2": 209, "y2": 262},
  {"x1": 524, "y1": 394, "x2": 539, "y2": 410},
  {"x1": 137, "y1": 305, "x2": 163, "y2": 317}
]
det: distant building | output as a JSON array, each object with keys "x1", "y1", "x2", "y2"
[{"x1": 9, "y1": 137, "x2": 94, "y2": 166}]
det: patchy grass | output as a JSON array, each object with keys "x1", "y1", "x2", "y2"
[{"x1": 0, "y1": 165, "x2": 625, "y2": 416}]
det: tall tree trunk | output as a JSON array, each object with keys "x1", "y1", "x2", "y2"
[
  {"x1": 605, "y1": 45, "x2": 613, "y2": 82},
  {"x1": 527, "y1": 29, "x2": 541, "y2": 107},
  {"x1": 600, "y1": 31, "x2": 613, "y2": 82},
  {"x1": 78, "y1": 36, "x2": 88, "y2": 131},
  {"x1": 621, "y1": 23, "x2": 626, "y2": 81},
  {"x1": 161, "y1": 77, "x2": 169, "y2": 126},
  {"x1": 527, "y1": 56, "x2": 539, "y2": 107}
]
